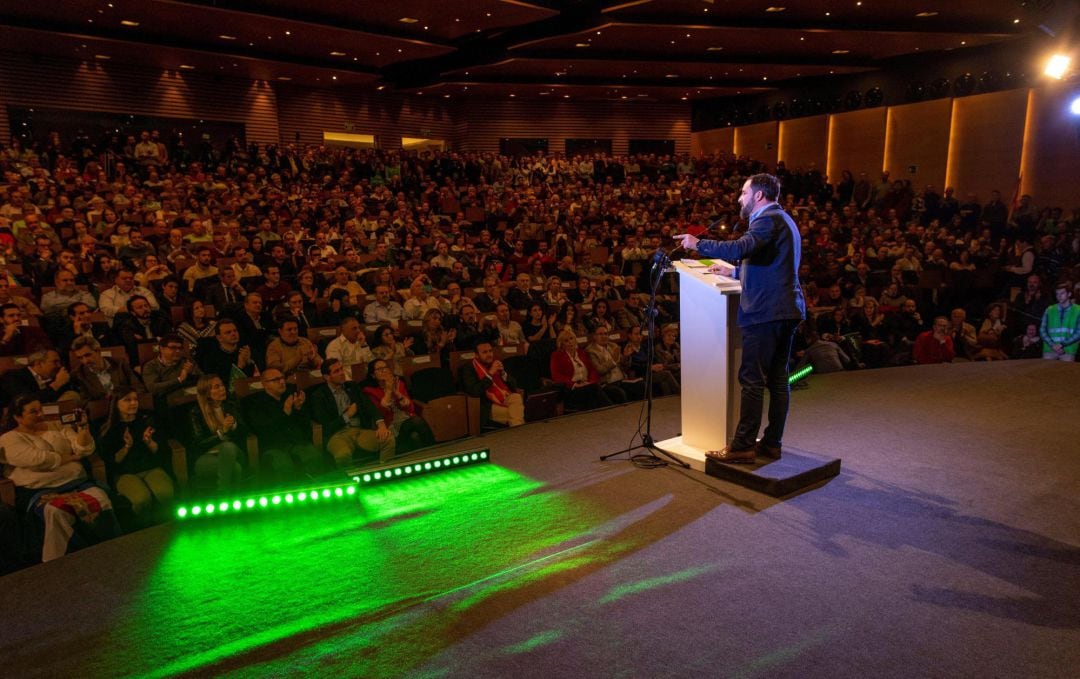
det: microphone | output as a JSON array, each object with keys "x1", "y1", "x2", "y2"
[{"x1": 650, "y1": 248, "x2": 671, "y2": 274}]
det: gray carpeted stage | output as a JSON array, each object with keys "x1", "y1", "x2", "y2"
[{"x1": 2, "y1": 360, "x2": 1078, "y2": 678}]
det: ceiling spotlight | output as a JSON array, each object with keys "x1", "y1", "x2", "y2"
[
  {"x1": 120, "y1": 20, "x2": 139, "y2": 27},
  {"x1": 832, "y1": 49, "x2": 850, "y2": 54},
  {"x1": 1069, "y1": 96, "x2": 1080, "y2": 116},
  {"x1": 575, "y1": 43, "x2": 590, "y2": 48},
  {"x1": 398, "y1": 17, "x2": 418, "y2": 23},
  {"x1": 915, "y1": 11, "x2": 938, "y2": 17},
  {"x1": 564, "y1": 94, "x2": 570, "y2": 98},
  {"x1": 376, "y1": 85, "x2": 385, "y2": 90},
  {"x1": 1013, "y1": 18, "x2": 1020, "y2": 24},
  {"x1": 219, "y1": 34, "x2": 236, "y2": 40},
  {"x1": 766, "y1": 7, "x2": 786, "y2": 12},
  {"x1": 665, "y1": 74, "x2": 679, "y2": 78},
  {"x1": 510, "y1": 93, "x2": 516, "y2": 97},
  {"x1": 681, "y1": 96, "x2": 688, "y2": 100},
  {"x1": 330, "y1": 51, "x2": 346, "y2": 56},
  {"x1": 707, "y1": 46, "x2": 723, "y2": 51},
  {"x1": 332, "y1": 76, "x2": 337, "y2": 80},
  {"x1": 276, "y1": 76, "x2": 292, "y2": 81},
  {"x1": 1045, "y1": 54, "x2": 1072, "y2": 79},
  {"x1": 94, "y1": 54, "x2": 111, "y2": 60},
  {"x1": 179, "y1": 64, "x2": 195, "y2": 70}
]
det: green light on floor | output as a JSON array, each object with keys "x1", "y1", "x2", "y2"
[
  {"x1": 480, "y1": 451, "x2": 488, "y2": 459},
  {"x1": 232, "y1": 501, "x2": 241, "y2": 510},
  {"x1": 285, "y1": 494, "x2": 294, "y2": 504},
  {"x1": 191, "y1": 506, "x2": 201, "y2": 516},
  {"x1": 405, "y1": 466, "x2": 412, "y2": 474},
  {"x1": 298, "y1": 492, "x2": 307, "y2": 501},
  {"x1": 363, "y1": 474, "x2": 371, "y2": 482},
  {"x1": 205, "y1": 504, "x2": 215, "y2": 514},
  {"x1": 346, "y1": 486, "x2": 356, "y2": 495},
  {"x1": 789, "y1": 365, "x2": 813, "y2": 385},
  {"x1": 219, "y1": 502, "x2": 228, "y2": 512},
  {"x1": 394, "y1": 468, "x2": 402, "y2": 476},
  {"x1": 272, "y1": 496, "x2": 282, "y2": 505},
  {"x1": 322, "y1": 489, "x2": 331, "y2": 498},
  {"x1": 309, "y1": 491, "x2": 318, "y2": 501},
  {"x1": 258, "y1": 497, "x2": 268, "y2": 507},
  {"x1": 471, "y1": 453, "x2": 478, "y2": 461},
  {"x1": 374, "y1": 472, "x2": 382, "y2": 480},
  {"x1": 177, "y1": 507, "x2": 188, "y2": 519},
  {"x1": 424, "y1": 462, "x2": 432, "y2": 470},
  {"x1": 334, "y1": 487, "x2": 344, "y2": 497},
  {"x1": 246, "y1": 499, "x2": 256, "y2": 508}
]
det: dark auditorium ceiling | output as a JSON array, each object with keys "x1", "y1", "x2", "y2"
[{"x1": 0, "y1": 0, "x2": 1051, "y2": 101}]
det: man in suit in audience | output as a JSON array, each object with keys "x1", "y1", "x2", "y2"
[
  {"x1": 203, "y1": 266, "x2": 247, "y2": 316},
  {"x1": 309, "y1": 358, "x2": 394, "y2": 466},
  {"x1": 0, "y1": 348, "x2": 77, "y2": 409},
  {"x1": 234, "y1": 293, "x2": 270, "y2": 368}
]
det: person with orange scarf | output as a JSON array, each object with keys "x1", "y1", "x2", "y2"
[{"x1": 459, "y1": 340, "x2": 525, "y2": 427}]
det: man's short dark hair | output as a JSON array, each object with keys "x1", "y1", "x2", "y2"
[
  {"x1": 320, "y1": 357, "x2": 341, "y2": 376},
  {"x1": 159, "y1": 333, "x2": 184, "y2": 347},
  {"x1": 474, "y1": 339, "x2": 493, "y2": 352},
  {"x1": 125, "y1": 295, "x2": 149, "y2": 313},
  {"x1": 1, "y1": 302, "x2": 18, "y2": 315},
  {"x1": 748, "y1": 173, "x2": 781, "y2": 202},
  {"x1": 67, "y1": 302, "x2": 90, "y2": 317}
]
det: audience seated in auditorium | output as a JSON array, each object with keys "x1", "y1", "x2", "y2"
[{"x1": 97, "y1": 386, "x2": 174, "y2": 522}]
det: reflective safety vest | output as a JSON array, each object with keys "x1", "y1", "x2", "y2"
[{"x1": 1043, "y1": 303, "x2": 1080, "y2": 355}]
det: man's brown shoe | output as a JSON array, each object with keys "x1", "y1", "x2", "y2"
[
  {"x1": 756, "y1": 442, "x2": 782, "y2": 459},
  {"x1": 705, "y1": 446, "x2": 756, "y2": 464}
]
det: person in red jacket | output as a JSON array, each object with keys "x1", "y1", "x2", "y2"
[
  {"x1": 549, "y1": 329, "x2": 612, "y2": 412},
  {"x1": 361, "y1": 358, "x2": 434, "y2": 454},
  {"x1": 913, "y1": 316, "x2": 955, "y2": 364}
]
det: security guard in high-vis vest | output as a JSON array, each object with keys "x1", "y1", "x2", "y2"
[{"x1": 1040, "y1": 283, "x2": 1080, "y2": 362}]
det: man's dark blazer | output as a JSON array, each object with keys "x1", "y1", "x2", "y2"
[
  {"x1": 696, "y1": 203, "x2": 806, "y2": 327},
  {"x1": 308, "y1": 381, "x2": 384, "y2": 440},
  {"x1": 0, "y1": 367, "x2": 65, "y2": 409}
]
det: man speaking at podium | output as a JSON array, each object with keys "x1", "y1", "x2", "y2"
[{"x1": 675, "y1": 173, "x2": 806, "y2": 463}]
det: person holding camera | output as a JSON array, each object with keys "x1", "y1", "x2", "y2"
[{"x1": 0, "y1": 394, "x2": 118, "y2": 562}]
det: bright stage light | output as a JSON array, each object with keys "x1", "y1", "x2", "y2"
[
  {"x1": 351, "y1": 449, "x2": 493, "y2": 487},
  {"x1": 788, "y1": 365, "x2": 814, "y2": 385},
  {"x1": 1045, "y1": 54, "x2": 1071, "y2": 79},
  {"x1": 1070, "y1": 96, "x2": 1080, "y2": 116},
  {"x1": 175, "y1": 482, "x2": 359, "y2": 521}
]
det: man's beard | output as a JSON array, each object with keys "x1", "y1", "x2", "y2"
[{"x1": 740, "y1": 201, "x2": 752, "y2": 221}]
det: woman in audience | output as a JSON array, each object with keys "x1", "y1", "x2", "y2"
[
  {"x1": 527, "y1": 259, "x2": 547, "y2": 289},
  {"x1": 296, "y1": 268, "x2": 321, "y2": 308},
  {"x1": 974, "y1": 303, "x2": 1009, "y2": 361},
  {"x1": 552, "y1": 300, "x2": 586, "y2": 337},
  {"x1": 361, "y1": 358, "x2": 435, "y2": 454},
  {"x1": 0, "y1": 394, "x2": 119, "y2": 562},
  {"x1": 412, "y1": 308, "x2": 456, "y2": 360},
  {"x1": 177, "y1": 299, "x2": 217, "y2": 349},
  {"x1": 851, "y1": 298, "x2": 890, "y2": 366},
  {"x1": 550, "y1": 329, "x2": 612, "y2": 411},
  {"x1": 283, "y1": 290, "x2": 313, "y2": 335},
  {"x1": 654, "y1": 323, "x2": 682, "y2": 384},
  {"x1": 542, "y1": 276, "x2": 568, "y2": 307},
  {"x1": 584, "y1": 298, "x2": 616, "y2": 333},
  {"x1": 98, "y1": 387, "x2": 174, "y2": 521},
  {"x1": 134, "y1": 253, "x2": 171, "y2": 289},
  {"x1": 568, "y1": 276, "x2": 596, "y2": 305},
  {"x1": 817, "y1": 307, "x2": 854, "y2": 343},
  {"x1": 370, "y1": 325, "x2": 414, "y2": 364},
  {"x1": 184, "y1": 375, "x2": 242, "y2": 493}
]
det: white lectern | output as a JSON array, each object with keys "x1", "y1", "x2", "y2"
[{"x1": 656, "y1": 260, "x2": 742, "y2": 470}]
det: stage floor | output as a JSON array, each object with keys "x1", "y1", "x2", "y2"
[{"x1": 2, "y1": 361, "x2": 1078, "y2": 678}]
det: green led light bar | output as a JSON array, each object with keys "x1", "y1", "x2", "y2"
[
  {"x1": 175, "y1": 483, "x2": 358, "y2": 521},
  {"x1": 789, "y1": 365, "x2": 813, "y2": 385},
  {"x1": 351, "y1": 448, "x2": 491, "y2": 486}
]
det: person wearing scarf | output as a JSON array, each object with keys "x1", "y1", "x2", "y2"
[
  {"x1": 361, "y1": 358, "x2": 435, "y2": 454},
  {"x1": 460, "y1": 340, "x2": 525, "y2": 427}
]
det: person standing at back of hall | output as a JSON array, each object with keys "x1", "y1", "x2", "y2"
[
  {"x1": 1040, "y1": 282, "x2": 1080, "y2": 362},
  {"x1": 675, "y1": 173, "x2": 806, "y2": 464}
]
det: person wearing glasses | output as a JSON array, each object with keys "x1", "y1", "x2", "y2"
[
  {"x1": 309, "y1": 358, "x2": 395, "y2": 466},
  {"x1": 142, "y1": 333, "x2": 203, "y2": 404}
]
